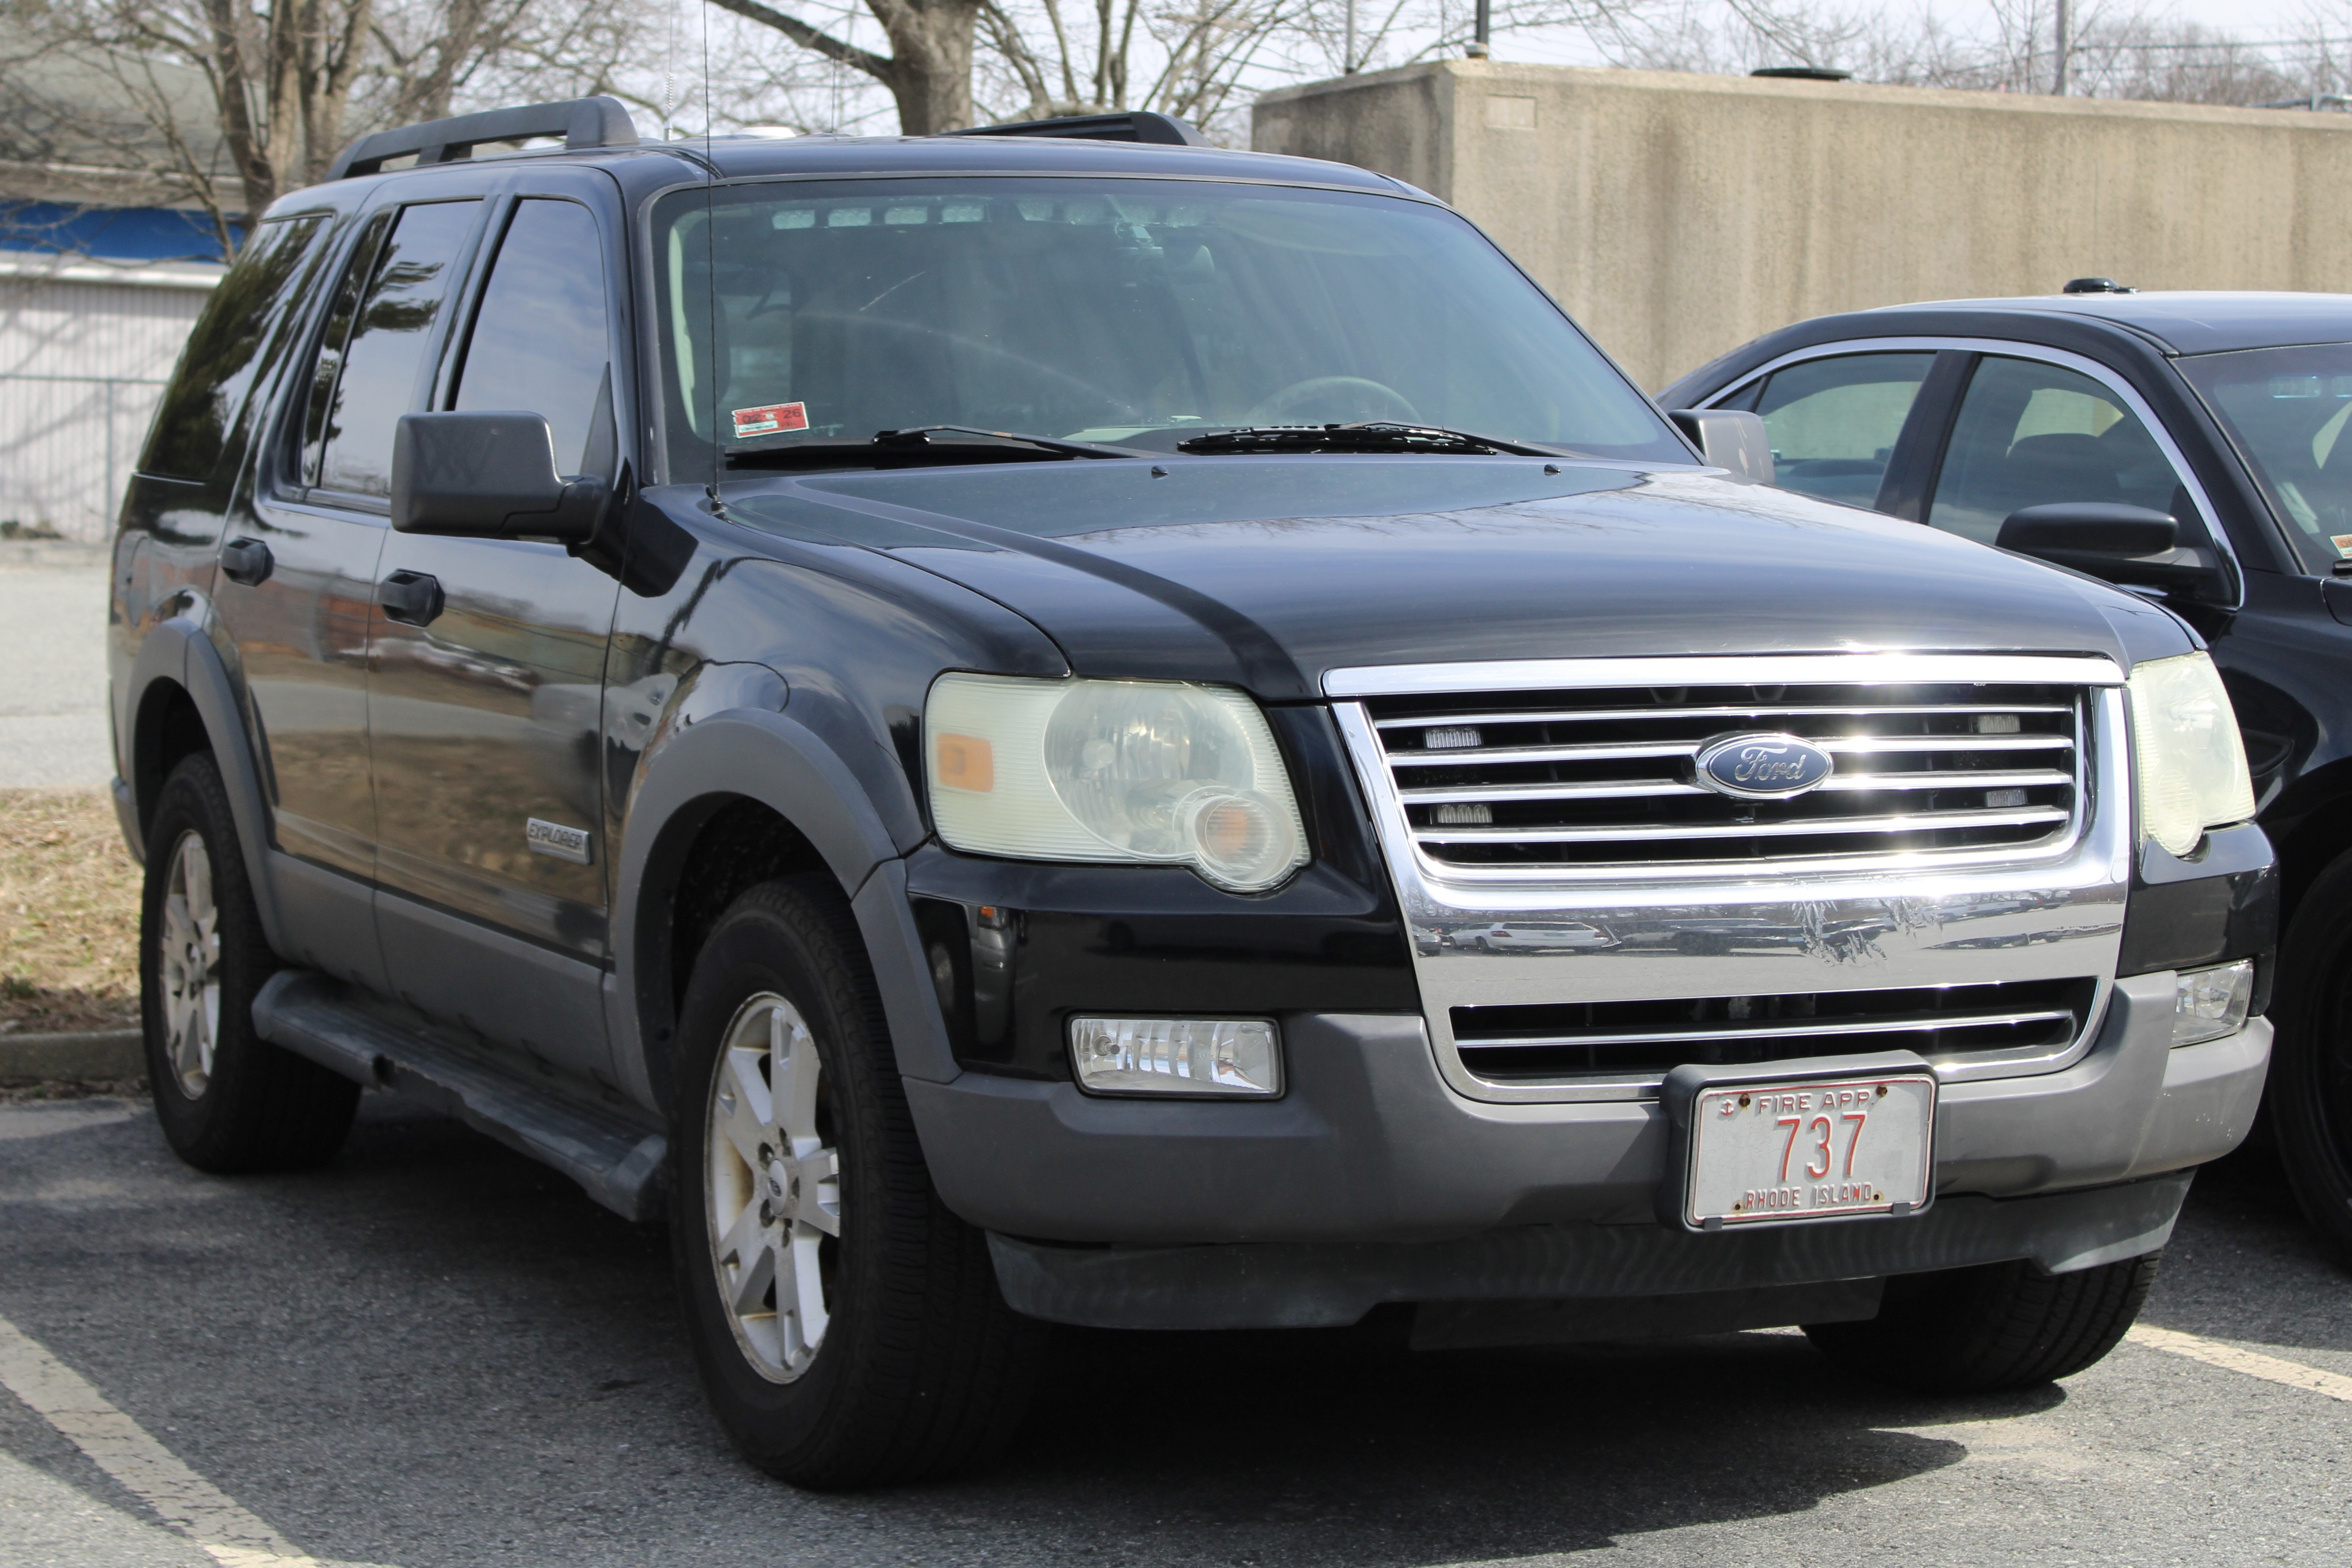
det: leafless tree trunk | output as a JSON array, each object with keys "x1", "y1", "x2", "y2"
[{"x1": 709, "y1": 0, "x2": 985, "y2": 132}]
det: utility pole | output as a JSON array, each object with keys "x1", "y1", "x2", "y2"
[
  {"x1": 1469, "y1": 0, "x2": 1490, "y2": 57},
  {"x1": 2052, "y1": 0, "x2": 2071, "y2": 94},
  {"x1": 1344, "y1": 0, "x2": 1356, "y2": 72}
]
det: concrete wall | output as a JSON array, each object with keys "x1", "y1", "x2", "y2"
[{"x1": 1253, "y1": 63, "x2": 2352, "y2": 392}]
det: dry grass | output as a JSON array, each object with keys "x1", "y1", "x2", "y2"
[{"x1": 0, "y1": 790, "x2": 141, "y2": 1034}]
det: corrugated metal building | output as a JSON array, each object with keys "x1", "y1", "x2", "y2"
[
  {"x1": 0, "y1": 255, "x2": 219, "y2": 539},
  {"x1": 2, "y1": 57, "x2": 232, "y2": 540}
]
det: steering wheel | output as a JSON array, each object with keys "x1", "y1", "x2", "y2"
[{"x1": 1245, "y1": 376, "x2": 1420, "y2": 426}]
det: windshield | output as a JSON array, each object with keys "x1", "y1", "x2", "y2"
[
  {"x1": 650, "y1": 177, "x2": 1688, "y2": 475},
  {"x1": 2179, "y1": 344, "x2": 2352, "y2": 573}
]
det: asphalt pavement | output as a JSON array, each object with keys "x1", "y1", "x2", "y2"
[
  {"x1": 0, "y1": 540, "x2": 114, "y2": 791},
  {"x1": 0, "y1": 1090, "x2": 2346, "y2": 1568}
]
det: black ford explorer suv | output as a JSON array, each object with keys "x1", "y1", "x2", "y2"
[{"x1": 114, "y1": 97, "x2": 2276, "y2": 1488}]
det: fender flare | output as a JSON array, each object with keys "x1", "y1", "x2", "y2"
[
  {"x1": 610, "y1": 706, "x2": 960, "y2": 1112},
  {"x1": 122, "y1": 617, "x2": 287, "y2": 955}
]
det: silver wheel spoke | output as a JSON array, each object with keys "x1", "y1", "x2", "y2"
[
  {"x1": 158, "y1": 833, "x2": 221, "y2": 1098},
  {"x1": 706, "y1": 991, "x2": 838, "y2": 1382}
]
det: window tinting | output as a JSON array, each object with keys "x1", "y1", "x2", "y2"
[
  {"x1": 142, "y1": 215, "x2": 327, "y2": 481},
  {"x1": 453, "y1": 200, "x2": 613, "y2": 475},
  {"x1": 1751, "y1": 353, "x2": 1932, "y2": 508},
  {"x1": 2178, "y1": 345, "x2": 2352, "y2": 573},
  {"x1": 652, "y1": 179, "x2": 1688, "y2": 473},
  {"x1": 1928, "y1": 357, "x2": 2189, "y2": 545},
  {"x1": 312, "y1": 200, "x2": 478, "y2": 497}
]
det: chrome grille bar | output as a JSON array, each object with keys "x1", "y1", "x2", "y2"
[{"x1": 1454, "y1": 1008, "x2": 2080, "y2": 1051}]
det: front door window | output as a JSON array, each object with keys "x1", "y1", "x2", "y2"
[{"x1": 1927, "y1": 357, "x2": 2188, "y2": 545}]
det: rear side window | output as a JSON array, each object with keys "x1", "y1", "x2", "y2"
[
  {"x1": 1747, "y1": 353, "x2": 1933, "y2": 508},
  {"x1": 141, "y1": 215, "x2": 327, "y2": 481},
  {"x1": 304, "y1": 200, "x2": 479, "y2": 498},
  {"x1": 452, "y1": 200, "x2": 613, "y2": 476}
]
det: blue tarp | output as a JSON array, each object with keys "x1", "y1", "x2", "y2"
[{"x1": 0, "y1": 201, "x2": 239, "y2": 264}]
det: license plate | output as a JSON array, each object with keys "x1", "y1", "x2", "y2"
[{"x1": 1682, "y1": 1072, "x2": 1936, "y2": 1230}]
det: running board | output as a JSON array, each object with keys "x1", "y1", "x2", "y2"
[{"x1": 252, "y1": 969, "x2": 668, "y2": 1223}]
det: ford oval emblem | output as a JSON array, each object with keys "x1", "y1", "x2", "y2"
[{"x1": 1695, "y1": 733, "x2": 1835, "y2": 800}]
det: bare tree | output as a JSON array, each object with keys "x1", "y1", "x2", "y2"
[
  {"x1": 706, "y1": 0, "x2": 986, "y2": 132},
  {"x1": 8, "y1": 0, "x2": 662, "y2": 254}
]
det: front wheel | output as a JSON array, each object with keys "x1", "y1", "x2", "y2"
[
  {"x1": 1804, "y1": 1252, "x2": 2160, "y2": 1394},
  {"x1": 2270, "y1": 853, "x2": 2352, "y2": 1260},
  {"x1": 670, "y1": 877, "x2": 1043, "y2": 1489}
]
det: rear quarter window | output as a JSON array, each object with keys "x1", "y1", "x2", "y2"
[{"x1": 140, "y1": 215, "x2": 330, "y2": 482}]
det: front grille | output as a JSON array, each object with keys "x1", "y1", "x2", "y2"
[
  {"x1": 1451, "y1": 978, "x2": 2098, "y2": 1083},
  {"x1": 1364, "y1": 679, "x2": 2086, "y2": 877}
]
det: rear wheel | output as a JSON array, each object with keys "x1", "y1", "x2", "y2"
[
  {"x1": 2271, "y1": 853, "x2": 2352, "y2": 1259},
  {"x1": 670, "y1": 876, "x2": 1043, "y2": 1489},
  {"x1": 1804, "y1": 1252, "x2": 2160, "y2": 1394},
  {"x1": 140, "y1": 752, "x2": 359, "y2": 1172}
]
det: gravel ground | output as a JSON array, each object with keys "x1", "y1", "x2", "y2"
[{"x1": 0, "y1": 1092, "x2": 2346, "y2": 1568}]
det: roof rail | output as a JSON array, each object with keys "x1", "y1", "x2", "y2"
[
  {"x1": 946, "y1": 111, "x2": 1209, "y2": 147},
  {"x1": 326, "y1": 97, "x2": 640, "y2": 182}
]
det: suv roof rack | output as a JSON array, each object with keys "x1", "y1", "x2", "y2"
[
  {"x1": 326, "y1": 96, "x2": 640, "y2": 182},
  {"x1": 946, "y1": 111, "x2": 1209, "y2": 147}
]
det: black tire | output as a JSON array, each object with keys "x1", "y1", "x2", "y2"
[
  {"x1": 669, "y1": 876, "x2": 1044, "y2": 1489},
  {"x1": 1803, "y1": 1252, "x2": 2161, "y2": 1394},
  {"x1": 140, "y1": 752, "x2": 359, "y2": 1172},
  {"x1": 2270, "y1": 852, "x2": 2352, "y2": 1259}
]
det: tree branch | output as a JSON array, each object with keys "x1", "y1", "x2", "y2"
[{"x1": 708, "y1": 0, "x2": 896, "y2": 80}]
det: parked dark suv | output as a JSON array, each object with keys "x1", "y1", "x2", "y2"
[
  {"x1": 115, "y1": 100, "x2": 2274, "y2": 1488},
  {"x1": 1662, "y1": 290, "x2": 2352, "y2": 1261}
]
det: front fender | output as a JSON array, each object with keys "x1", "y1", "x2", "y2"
[
  {"x1": 610, "y1": 705, "x2": 960, "y2": 1112},
  {"x1": 121, "y1": 615, "x2": 285, "y2": 956}
]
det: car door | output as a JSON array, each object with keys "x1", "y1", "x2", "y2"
[
  {"x1": 366, "y1": 175, "x2": 629, "y2": 1079},
  {"x1": 214, "y1": 195, "x2": 486, "y2": 987}
]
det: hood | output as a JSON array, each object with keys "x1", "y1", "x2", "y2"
[{"x1": 721, "y1": 457, "x2": 2188, "y2": 700}]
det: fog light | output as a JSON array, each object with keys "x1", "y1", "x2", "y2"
[
  {"x1": 2173, "y1": 959, "x2": 2254, "y2": 1047},
  {"x1": 1069, "y1": 1017, "x2": 1281, "y2": 1096}
]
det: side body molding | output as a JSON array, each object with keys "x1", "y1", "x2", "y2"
[
  {"x1": 122, "y1": 615, "x2": 288, "y2": 955},
  {"x1": 610, "y1": 706, "x2": 961, "y2": 1114}
]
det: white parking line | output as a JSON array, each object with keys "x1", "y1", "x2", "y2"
[
  {"x1": 0, "y1": 1310, "x2": 319, "y2": 1567},
  {"x1": 2127, "y1": 1323, "x2": 2352, "y2": 1404}
]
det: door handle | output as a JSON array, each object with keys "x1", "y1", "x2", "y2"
[
  {"x1": 220, "y1": 537, "x2": 273, "y2": 587},
  {"x1": 380, "y1": 570, "x2": 444, "y2": 627}
]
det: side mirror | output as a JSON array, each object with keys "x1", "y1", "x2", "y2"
[
  {"x1": 391, "y1": 411, "x2": 606, "y2": 541},
  {"x1": 1995, "y1": 503, "x2": 2228, "y2": 601},
  {"x1": 1667, "y1": 409, "x2": 1774, "y2": 485}
]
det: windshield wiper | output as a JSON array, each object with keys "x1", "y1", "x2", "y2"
[
  {"x1": 725, "y1": 425, "x2": 1147, "y2": 469},
  {"x1": 1175, "y1": 421, "x2": 1562, "y2": 457}
]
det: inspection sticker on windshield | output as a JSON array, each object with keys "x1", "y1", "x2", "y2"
[
  {"x1": 732, "y1": 401, "x2": 809, "y2": 438},
  {"x1": 1683, "y1": 1072, "x2": 1935, "y2": 1230}
]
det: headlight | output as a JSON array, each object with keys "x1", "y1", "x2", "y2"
[
  {"x1": 2127, "y1": 652, "x2": 2255, "y2": 857},
  {"x1": 924, "y1": 674, "x2": 1309, "y2": 892}
]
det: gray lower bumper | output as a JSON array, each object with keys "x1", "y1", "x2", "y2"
[
  {"x1": 989, "y1": 1170, "x2": 2194, "y2": 1330},
  {"x1": 910, "y1": 972, "x2": 2267, "y2": 1247}
]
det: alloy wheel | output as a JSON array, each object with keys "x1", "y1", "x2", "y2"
[
  {"x1": 158, "y1": 830, "x2": 222, "y2": 1099},
  {"x1": 706, "y1": 991, "x2": 842, "y2": 1382}
]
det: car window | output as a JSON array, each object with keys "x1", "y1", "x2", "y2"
[
  {"x1": 653, "y1": 178, "x2": 1690, "y2": 473},
  {"x1": 308, "y1": 200, "x2": 479, "y2": 498},
  {"x1": 1928, "y1": 356, "x2": 2188, "y2": 545},
  {"x1": 142, "y1": 215, "x2": 328, "y2": 481},
  {"x1": 2177, "y1": 346, "x2": 2352, "y2": 574},
  {"x1": 1747, "y1": 353, "x2": 1932, "y2": 508},
  {"x1": 452, "y1": 199, "x2": 612, "y2": 476}
]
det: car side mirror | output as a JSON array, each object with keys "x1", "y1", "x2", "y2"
[
  {"x1": 391, "y1": 411, "x2": 606, "y2": 541},
  {"x1": 1667, "y1": 410, "x2": 1774, "y2": 485},
  {"x1": 1996, "y1": 502, "x2": 2228, "y2": 601}
]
